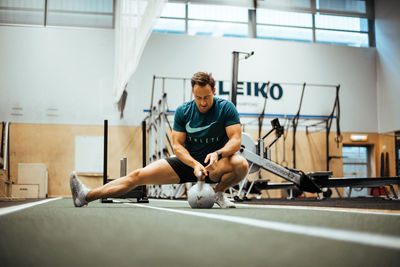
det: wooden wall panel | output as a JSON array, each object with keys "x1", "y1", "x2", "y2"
[
  {"x1": 9, "y1": 123, "x2": 142, "y2": 197},
  {"x1": 5, "y1": 123, "x2": 397, "y2": 199},
  {"x1": 378, "y1": 133, "x2": 396, "y2": 177},
  {"x1": 0, "y1": 170, "x2": 8, "y2": 198}
]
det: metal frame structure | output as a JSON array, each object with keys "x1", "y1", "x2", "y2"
[
  {"x1": 0, "y1": 122, "x2": 11, "y2": 182},
  {"x1": 143, "y1": 75, "x2": 186, "y2": 199},
  {"x1": 101, "y1": 119, "x2": 148, "y2": 204},
  {"x1": 230, "y1": 49, "x2": 342, "y2": 172},
  {"x1": 230, "y1": 51, "x2": 254, "y2": 106},
  {"x1": 229, "y1": 50, "x2": 399, "y2": 201},
  {"x1": 396, "y1": 132, "x2": 400, "y2": 177}
]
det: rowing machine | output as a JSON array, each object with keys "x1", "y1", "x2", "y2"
[{"x1": 239, "y1": 118, "x2": 323, "y2": 195}]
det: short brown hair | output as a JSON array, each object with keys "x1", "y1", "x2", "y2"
[{"x1": 191, "y1": 72, "x2": 215, "y2": 89}]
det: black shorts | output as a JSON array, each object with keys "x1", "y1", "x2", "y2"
[{"x1": 165, "y1": 157, "x2": 216, "y2": 184}]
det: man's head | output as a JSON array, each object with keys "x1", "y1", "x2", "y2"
[{"x1": 191, "y1": 72, "x2": 216, "y2": 114}]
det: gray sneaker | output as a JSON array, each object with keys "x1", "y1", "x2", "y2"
[
  {"x1": 215, "y1": 192, "x2": 236, "y2": 208},
  {"x1": 69, "y1": 171, "x2": 90, "y2": 207}
]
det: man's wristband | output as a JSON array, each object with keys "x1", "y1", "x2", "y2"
[{"x1": 216, "y1": 151, "x2": 222, "y2": 160}]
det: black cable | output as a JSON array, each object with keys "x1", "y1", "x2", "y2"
[
  {"x1": 334, "y1": 85, "x2": 342, "y2": 147},
  {"x1": 0, "y1": 122, "x2": 4, "y2": 158},
  {"x1": 292, "y1": 83, "x2": 306, "y2": 168},
  {"x1": 7, "y1": 122, "x2": 10, "y2": 181},
  {"x1": 258, "y1": 82, "x2": 270, "y2": 139}
]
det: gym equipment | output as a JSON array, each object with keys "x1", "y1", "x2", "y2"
[
  {"x1": 231, "y1": 51, "x2": 254, "y2": 106},
  {"x1": 235, "y1": 118, "x2": 400, "y2": 200},
  {"x1": 229, "y1": 51, "x2": 343, "y2": 199},
  {"x1": 238, "y1": 119, "x2": 322, "y2": 195},
  {"x1": 101, "y1": 120, "x2": 148, "y2": 203},
  {"x1": 187, "y1": 171, "x2": 215, "y2": 209},
  {"x1": 1, "y1": 122, "x2": 11, "y2": 180},
  {"x1": 230, "y1": 49, "x2": 342, "y2": 173},
  {"x1": 143, "y1": 76, "x2": 187, "y2": 199},
  {"x1": 396, "y1": 132, "x2": 400, "y2": 176},
  {"x1": 0, "y1": 122, "x2": 12, "y2": 198}
]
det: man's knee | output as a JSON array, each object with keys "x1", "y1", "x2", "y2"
[
  {"x1": 230, "y1": 155, "x2": 249, "y2": 176},
  {"x1": 126, "y1": 168, "x2": 142, "y2": 184}
]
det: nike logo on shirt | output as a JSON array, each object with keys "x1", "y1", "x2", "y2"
[{"x1": 185, "y1": 121, "x2": 217, "y2": 133}]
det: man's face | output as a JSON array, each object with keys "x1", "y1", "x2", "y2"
[{"x1": 193, "y1": 84, "x2": 215, "y2": 114}]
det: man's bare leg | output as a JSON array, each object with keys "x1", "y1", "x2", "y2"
[{"x1": 70, "y1": 159, "x2": 180, "y2": 206}]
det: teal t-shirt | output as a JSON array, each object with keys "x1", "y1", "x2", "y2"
[{"x1": 173, "y1": 97, "x2": 240, "y2": 163}]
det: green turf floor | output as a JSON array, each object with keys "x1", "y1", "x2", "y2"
[{"x1": 0, "y1": 198, "x2": 399, "y2": 267}]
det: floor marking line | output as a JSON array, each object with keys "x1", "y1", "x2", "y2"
[
  {"x1": 234, "y1": 203, "x2": 400, "y2": 216},
  {"x1": 0, "y1": 197, "x2": 62, "y2": 216},
  {"x1": 149, "y1": 199, "x2": 400, "y2": 216},
  {"x1": 130, "y1": 203, "x2": 400, "y2": 250}
]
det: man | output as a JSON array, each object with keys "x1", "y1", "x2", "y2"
[{"x1": 70, "y1": 72, "x2": 248, "y2": 208}]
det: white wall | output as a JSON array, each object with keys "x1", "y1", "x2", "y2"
[
  {"x1": 375, "y1": 0, "x2": 400, "y2": 133},
  {"x1": 0, "y1": 25, "x2": 379, "y2": 132},
  {"x1": 131, "y1": 33, "x2": 377, "y2": 132},
  {"x1": 0, "y1": 26, "x2": 116, "y2": 126}
]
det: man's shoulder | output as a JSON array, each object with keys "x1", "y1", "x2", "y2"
[
  {"x1": 215, "y1": 97, "x2": 236, "y2": 110},
  {"x1": 175, "y1": 100, "x2": 194, "y2": 115},
  {"x1": 177, "y1": 100, "x2": 195, "y2": 112}
]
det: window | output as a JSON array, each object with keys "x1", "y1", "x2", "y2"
[
  {"x1": 153, "y1": 17, "x2": 185, "y2": 34},
  {"x1": 188, "y1": 20, "x2": 247, "y2": 37},
  {"x1": 315, "y1": 13, "x2": 369, "y2": 47},
  {"x1": 47, "y1": 0, "x2": 114, "y2": 28},
  {"x1": 342, "y1": 146, "x2": 369, "y2": 177},
  {"x1": 153, "y1": 2, "x2": 185, "y2": 33},
  {"x1": 342, "y1": 145, "x2": 370, "y2": 197},
  {"x1": 0, "y1": 0, "x2": 46, "y2": 25},
  {"x1": 153, "y1": 2, "x2": 249, "y2": 38},
  {"x1": 0, "y1": 0, "x2": 114, "y2": 28},
  {"x1": 317, "y1": 0, "x2": 367, "y2": 14},
  {"x1": 315, "y1": 29, "x2": 368, "y2": 47},
  {"x1": 188, "y1": 4, "x2": 247, "y2": 22},
  {"x1": 257, "y1": 25, "x2": 313, "y2": 42},
  {"x1": 257, "y1": 9, "x2": 312, "y2": 28},
  {"x1": 315, "y1": 14, "x2": 368, "y2": 31},
  {"x1": 153, "y1": 0, "x2": 374, "y2": 48},
  {"x1": 257, "y1": 0, "x2": 312, "y2": 10},
  {"x1": 256, "y1": 9, "x2": 313, "y2": 42},
  {"x1": 159, "y1": 2, "x2": 185, "y2": 18},
  {"x1": 187, "y1": 3, "x2": 248, "y2": 37}
]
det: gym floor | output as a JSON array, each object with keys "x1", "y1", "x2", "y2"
[{"x1": 0, "y1": 198, "x2": 399, "y2": 267}]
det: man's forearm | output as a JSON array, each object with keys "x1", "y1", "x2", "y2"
[
  {"x1": 217, "y1": 138, "x2": 241, "y2": 158},
  {"x1": 173, "y1": 145, "x2": 199, "y2": 168}
]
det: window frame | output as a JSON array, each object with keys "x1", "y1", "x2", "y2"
[
  {"x1": 342, "y1": 145, "x2": 371, "y2": 178},
  {"x1": 154, "y1": 0, "x2": 375, "y2": 47},
  {"x1": 0, "y1": 0, "x2": 116, "y2": 29}
]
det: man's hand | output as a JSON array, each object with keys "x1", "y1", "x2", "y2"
[
  {"x1": 194, "y1": 162, "x2": 207, "y2": 181},
  {"x1": 204, "y1": 152, "x2": 219, "y2": 171}
]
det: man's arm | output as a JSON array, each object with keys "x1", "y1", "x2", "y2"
[
  {"x1": 171, "y1": 130, "x2": 207, "y2": 178},
  {"x1": 218, "y1": 123, "x2": 242, "y2": 157},
  {"x1": 204, "y1": 123, "x2": 242, "y2": 169}
]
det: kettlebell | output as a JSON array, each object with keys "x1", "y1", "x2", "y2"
[{"x1": 187, "y1": 171, "x2": 215, "y2": 209}]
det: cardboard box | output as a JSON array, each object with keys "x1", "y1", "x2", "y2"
[
  {"x1": 11, "y1": 184, "x2": 39, "y2": 198},
  {"x1": 18, "y1": 163, "x2": 48, "y2": 198}
]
